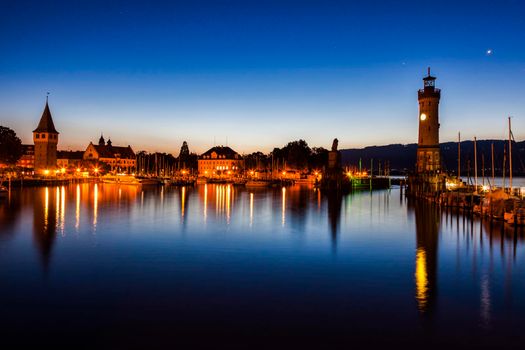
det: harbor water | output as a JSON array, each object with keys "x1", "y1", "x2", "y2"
[{"x1": 0, "y1": 183, "x2": 524, "y2": 348}]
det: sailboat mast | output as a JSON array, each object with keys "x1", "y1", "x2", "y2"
[
  {"x1": 474, "y1": 136, "x2": 478, "y2": 190},
  {"x1": 491, "y1": 142, "x2": 495, "y2": 190},
  {"x1": 509, "y1": 116, "x2": 513, "y2": 194},
  {"x1": 458, "y1": 132, "x2": 461, "y2": 180},
  {"x1": 503, "y1": 144, "x2": 506, "y2": 192},
  {"x1": 482, "y1": 154, "x2": 485, "y2": 189}
]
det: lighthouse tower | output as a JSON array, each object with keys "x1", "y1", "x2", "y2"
[
  {"x1": 417, "y1": 68, "x2": 441, "y2": 173},
  {"x1": 33, "y1": 99, "x2": 59, "y2": 173}
]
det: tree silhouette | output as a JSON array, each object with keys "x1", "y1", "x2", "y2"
[{"x1": 0, "y1": 126, "x2": 22, "y2": 165}]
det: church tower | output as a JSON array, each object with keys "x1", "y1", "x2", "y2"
[
  {"x1": 33, "y1": 99, "x2": 59, "y2": 173},
  {"x1": 417, "y1": 68, "x2": 441, "y2": 173}
]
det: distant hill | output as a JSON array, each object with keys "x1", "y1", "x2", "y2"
[{"x1": 340, "y1": 140, "x2": 525, "y2": 176}]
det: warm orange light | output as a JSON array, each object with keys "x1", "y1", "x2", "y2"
[
  {"x1": 60, "y1": 168, "x2": 66, "y2": 174},
  {"x1": 415, "y1": 248, "x2": 429, "y2": 311},
  {"x1": 76, "y1": 168, "x2": 81, "y2": 172},
  {"x1": 43, "y1": 169, "x2": 50, "y2": 175},
  {"x1": 94, "y1": 168, "x2": 99, "y2": 173},
  {"x1": 282, "y1": 171, "x2": 286, "y2": 176}
]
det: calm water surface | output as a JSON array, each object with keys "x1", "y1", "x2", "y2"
[{"x1": 1, "y1": 183, "x2": 524, "y2": 348}]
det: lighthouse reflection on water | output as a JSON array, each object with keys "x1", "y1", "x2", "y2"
[{"x1": 1, "y1": 183, "x2": 525, "y2": 346}]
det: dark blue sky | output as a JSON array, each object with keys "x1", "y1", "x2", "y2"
[{"x1": 1, "y1": 0, "x2": 524, "y2": 153}]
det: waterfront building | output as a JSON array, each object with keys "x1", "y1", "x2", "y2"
[
  {"x1": 33, "y1": 100, "x2": 59, "y2": 174},
  {"x1": 17, "y1": 145, "x2": 35, "y2": 171},
  {"x1": 198, "y1": 146, "x2": 244, "y2": 178},
  {"x1": 83, "y1": 135, "x2": 136, "y2": 173},
  {"x1": 417, "y1": 68, "x2": 441, "y2": 173},
  {"x1": 57, "y1": 150, "x2": 84, "y2": 170}
]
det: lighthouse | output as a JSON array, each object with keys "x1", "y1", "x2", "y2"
[{"x1": 416, "y1": 68, "x2": 441, "y2": 173}]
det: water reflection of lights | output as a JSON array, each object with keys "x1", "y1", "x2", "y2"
[
  {"x1": 282, "y1": 187, "x2": 286, "y2": 226},
  {"x1": 55, "y1": 187, "x2": 60, "y2": 225},
  {"x1": 181, "y1": 186, "x2": 186, "y2": 218},
  {"x1": 44, "y1": 187, "x2": 49, "y2": 230},
  {"x1": 415, "y1": 248, "x2": 429, "y2": 312},
  {"x1": 60, "y1": 186, "x2": 66, "y2": 234},
  {"x1": 215, "y1": 185, "x2": 220, "y2": 216},
  {"x1": 93, "y1": 184, "x2": 99, "y2": 230},
  {"x1": 226, "y1": 185, "x2": 231, "y2": 223},
  {"x1": 480, "y1": 272, "x2": 491, "y2": 329},
  {"x1": 250, "y1": 192, "x2": 254, "y2": 227},
  {"x1": 210, "y1": 185, "x2": 234, "y2": 222},
  {"x1": 204, "y1": 184, "x2": 208, "y2": 222},
  {"x1": 76, "y1": 184, "x2": 80, "y2": 231}
]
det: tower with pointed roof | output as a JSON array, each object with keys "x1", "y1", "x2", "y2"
[
  {"x1": 33, "y1": 99, "x2": 59, "y2": 173},
  {"x1": 416, "y1": 68, "x2": 441, "y2": 173}
]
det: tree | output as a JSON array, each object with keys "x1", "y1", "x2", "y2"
[
  {"x1": 244, "y1": 151, "x2": 268, "y2": 169},
  {"x1": 179, "y1": 141, "x2": 190, "y2": 159},
  {"x1": 282, "y1": 139, "x2": 311, "y2": 170},
  {"x1": 0, "y1": 126, "x2": 23, "y2": 165},
  {"x1": 186, "y1": 153, "x2": 199, "y2": 171},
  {"x1": 309, "y1": 147, "x2": 329, "y2": 170},
  {"x1": 178, "y1": 141, "x2": 191, "y2": 169}
]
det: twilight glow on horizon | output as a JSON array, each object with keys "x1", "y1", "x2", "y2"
[{"x1": 1, "y1": 0, "x2": 524, "y2": 154}]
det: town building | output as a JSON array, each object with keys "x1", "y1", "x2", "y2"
[
  {"x1": 33, "y1": 100, "x2": 59, "y2": 174},
  {"x1": 198, "y1": 146, "x2": 244, "y2": 178},
  {"x1": 17, "y1": 145, "x2": 35, "y2": 171},
  {"x1": 416, "y1": 68, "x2": 441, "y2": 173},
  {"x1": 83, "y1": 135, "x2": 136, "y2": 173},
  {"x1": 57, "y1": 150, "x2": 84, "y2": 170}
]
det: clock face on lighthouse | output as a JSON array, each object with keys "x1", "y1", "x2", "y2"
[{"x1": 420, "y1": 113, "x2": 427, "y2": 121}]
